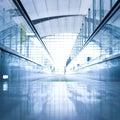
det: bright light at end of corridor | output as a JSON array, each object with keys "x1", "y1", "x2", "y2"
[{"x1": 43, "y1": 33, "x2": 77, "y2": 73}]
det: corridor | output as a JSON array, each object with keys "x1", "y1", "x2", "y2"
[{"x1": 0, "y1": 0, "x2": 120, "y2": 120}]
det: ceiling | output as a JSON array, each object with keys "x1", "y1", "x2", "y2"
[{"x1": 20, "y1": 0, "x2": 92, "y2": 38}]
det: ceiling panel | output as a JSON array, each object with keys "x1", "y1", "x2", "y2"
[{"x1": 20, "y1": 0, "x2": 92, "y2": 37}]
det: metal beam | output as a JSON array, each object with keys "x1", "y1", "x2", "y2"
[
  {"x1": 12, "y1": 0, "x2": 53, "y2": 61},
  {"x1": 32, "y1": 14, "x2": 85, "y2": 24},
  {"x1": 0, "y1": 44, "x2": 43, "y2": 67}
]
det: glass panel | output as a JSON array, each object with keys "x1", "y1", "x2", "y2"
[
  {"x1": 103, "y1": 0, "x2": 111, "y2": 17},
  {"x1": 67, "y1": 3, "x2": 120, "y2": 71},
  {"x1": 94, "y1": 0, "x2": 100, "y2": 27},
  {"x1": 0, "y1": 0, "x2": 52, "y2": 69}
]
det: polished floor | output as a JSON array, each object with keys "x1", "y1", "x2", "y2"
[{"x1": 0, "y1": 74, "x2": 120, "y2": 120}]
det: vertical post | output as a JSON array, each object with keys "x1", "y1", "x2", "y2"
[
  {"x1": 10, "y1": 29, "x2": 11, "y2": 49},
  {"x1": 3, "y1": 8, "x2": 5, "y2": 45},
  {"x1": 84, "y1": 17, "x2": 87, "y2": 42},
  {"x1": 0, "y1": 49, "x2": 2, "y2": 80},
  {"x1": 10, "y1": 26, "x2": 12, "y2": 49},
  {"x1": 109, "y1": 28, "x2": 113, "y2": 55},
  {"x1": 10, "y1": 14, "x2": 12, "y2": 49},
  {"x1": 110, "y1": 0, "x2": 116, "y2": 8},
  {"x1": 82, "y1": 23, "x2": 84, "y2": 45},
  {"x1": 88, "y1": 8, "x2": 91, "y2": 37},
  {"x1": 16, "y1": 25, "x2": 18, "y2": 51},
  {"x1": 110, "y1": 0, "x2": 113, "y2": 8},
  {"x1": 93, "y1": 0, "x2": 96, "y2": 31},
  {"x1": 26, "y1": 36, "x2": 29, "y2": 57},
  {"x1": 20, "y1": 28, "x2": 22, "y2": 55},
  {"x1": 100, "y1": 0, "x2": 104, "y2": 22},
  {"x1": 24, "y1": 34, "x2": 26, "y2": 56},
  {"x1": 80, "y1": 29, "x2": 82, "y2": 47}
]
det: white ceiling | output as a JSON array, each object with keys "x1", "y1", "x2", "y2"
[{"x1": 20, "y1": 0, "x2": 92, "y2": 37}]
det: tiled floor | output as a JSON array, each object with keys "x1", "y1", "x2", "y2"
[{"x1": 0, "y1": 74, "x2": 120, "y2": 120}]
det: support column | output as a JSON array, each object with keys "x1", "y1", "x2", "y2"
[
  {"x1": 16, "y1": 25, "x2": 18, "y2": 51},
  {"x1": 0, "y1": 49, "x2": 2, "y2": 79},
  {"x1": 84, "y1": 17, "x2": 87, "y2": 42},
  {"x1": 20, "y1": 28, "x2": 22, "y2": 55},
  {"x1": 88, "y1": 8, "x2": 91, "y2": 37},
  {"x1": 110, "y1": 0, "x2": 113, "y2": 8},
  {"x1": 100, "y1": 0, "x2": 104, "y2": 22},
  {"x1": 93, "y1": 0, "x2": 96, "y2": 31},
  {"x1": 82, "y1": 23, "x2": 84, "y2": 45},
  {"x1": 3, "y1": 8, "x2": 5, "y2": 45},
  {"x1": 9, "y1": 15, "x2": 13, "y2": 49}
]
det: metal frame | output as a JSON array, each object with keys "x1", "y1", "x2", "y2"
[
  {"x1": 88, "y1": 8, "x2": 91, "y2": 37},
  {"x1": 93, "y1": 0, "x2": 96, "y2": 31},
  {"x1": 84, "y1": 17, "x2": 87, "y2": 42},
  {"x1": 68, "y1": 0, "x2": 120, "y2": 68},
  {"x1": 100, "y1": 0, "x2": 104, "y2": 22},
  {"x1": 79, "y1": 0, "x2": 120, "y2": 53},
  {"x1": 12, "y1": 0, "x2": 53, "y2": 61},
  {"x1": 32, "y1": 14, "x2": 85, "y2": 24},
  {"x1": 0, "y1": 44, "x2": 43, "y2": 67}
]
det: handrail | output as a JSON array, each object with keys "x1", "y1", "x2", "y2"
[
  {"x1": 68, "y1": 1, "x2": 120, "y2": 70},
  {"x1": 0, "y1": 44, "x2": 43, "y2": 67},
  {"x1": 77, "y1": 53, "x2": 120, "y2": 70},
  {"x1": 12, "y1": 0, "x2": 53, "y2": 61},
  {"x1": 79, "y1": 0, "x2": 120, "y2": 52}
]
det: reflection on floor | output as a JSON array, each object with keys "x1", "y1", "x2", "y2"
[{"x1": 0, "y1": 74, "x2": 120, "y2": 120}]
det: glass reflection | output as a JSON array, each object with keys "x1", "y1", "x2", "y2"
[
  {"x1": 45, "y1": 82, "x2": 77, "y2": 119},
  {"x1": 0, "y1": 74, "x2": 120, "y2": 120},
  {"x1": 67, "y1": 2, "x2": 120, "y2": 72}
]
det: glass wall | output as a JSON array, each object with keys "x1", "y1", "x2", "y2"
[
  {"x1": 66, "y1": 1, "x2": 120, "y2": 72},
  {"x1": 0, "y1": 0, "x2": 52, "y2": 68},
  {"x1": 69, "y1": 0, "x2": 118, "y2": 62}
]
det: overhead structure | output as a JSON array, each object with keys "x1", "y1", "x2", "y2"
[
  {"x1": 11, "y1": 0, "x2": 93, "y2": 68},
  {"x1": 12, "y1": 0, "x2": 53, "y2": 61},
  {"x1": 11, "y1": 0, "x2": 117, "y2": 70},
  {"x1": 19, "y1": 0, "x2": 92, "y2": 38}
]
